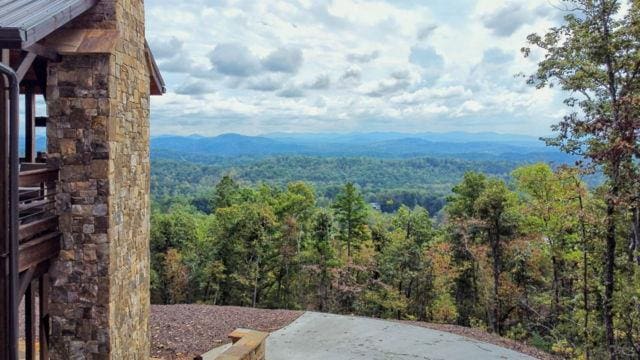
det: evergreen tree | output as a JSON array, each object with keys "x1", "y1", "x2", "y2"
[{"x1": 332, "y1": 182, "x2": 369, "y2": 258}]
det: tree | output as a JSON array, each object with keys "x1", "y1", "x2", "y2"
[
  {"x1": 214, "y1": 202, "x2": 277, "y2": 307},
  {"x1": 524, "y1": 1, "x2": 640, "y2": 356},
  {"x1": 475, "y1": 179, "x2": 518, "y2": 335},
  {"x1": 445, "y1": 172, "x2": 488, "y2": 326},
  {"x1": 212, "y1": 174, "x2": 240, "y2": 210},
  {"x1": 333, "y1": 182, "x2": 369, "y2": 258},
  {"x1": 307, "y1": 210, "x2": 338, "y2": 311}
]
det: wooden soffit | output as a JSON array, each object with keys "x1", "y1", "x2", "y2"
[{"x1": 40, "y1": 29, "x2": 118, "y2": 55}]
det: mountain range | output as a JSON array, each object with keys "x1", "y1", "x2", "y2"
[{"x1": 150, "y1": 132, "x2": 574, "y2": 163}]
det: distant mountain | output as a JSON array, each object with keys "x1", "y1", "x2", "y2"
[
  {"x1": 264, "y1": 131, "x2": 544, "y2": 145},
  {"x1": 151, "y1": 132, "x2": 573, "y2": 164},
  {"x1": 152, "y1": 133, "x2": 308, "y2": 156}
]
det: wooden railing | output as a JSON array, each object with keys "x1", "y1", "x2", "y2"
[
  {"x1": 196, "y1": 329, "x2": 269, "y2": 360},
  {"x1": 16, "y1": 164, "x2": 60, "y2": 360}
]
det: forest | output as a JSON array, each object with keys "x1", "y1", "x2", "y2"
[
  {"x1": 151, "y1": 165, "x2": 639, "y2": 358},
  {"x1": 150, "y1": 1, "x2": 640, "y2": 359},
  {"x1": 150, "y1": 156, "x2": 522, "y2": 216}
]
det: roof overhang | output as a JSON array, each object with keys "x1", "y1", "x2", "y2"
[
  {"x1": 0, "y1": 0, "x2": 98, "y2": 49},
  {"x1": 1, "y1": 0, "x2": 165, "y2": 96}
]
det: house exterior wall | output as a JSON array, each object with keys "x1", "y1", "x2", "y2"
[{"x1": 45, "y1": 0, "x2": 151, "y2": 358}]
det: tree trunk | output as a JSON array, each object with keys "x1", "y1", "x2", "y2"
[
  {"x1": 491, "y1": 223, "x2": 501, "y2": 335},
  {"x1": 551, "y1": 255, "x2": 560, "y2": 325},
  {"x1": 577, "y1": 189, "x2": 590, "y2": 360},
  {"x1": 604, "y1": 195, "x2": 617, "y2": 359}
]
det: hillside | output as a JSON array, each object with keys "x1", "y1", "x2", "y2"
[
  {"x1": 150, "y1": 132, "x2": 574, "y2": 163},
  {"x1": 150, "y1": 132, "x2": 581, "y2": 215},
  {"x1": 151, "y1": 156, "x2": 522, "y2": 215}
]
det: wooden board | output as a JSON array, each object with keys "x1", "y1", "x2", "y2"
[{"x1": 40, "y1": 29, "x2": 118, "y2": 54}]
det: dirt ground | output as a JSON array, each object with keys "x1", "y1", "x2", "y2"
[
  {"x1": 21, "y1": 303, "x2": 554, "y2": 359},
  {"x1": 150, "y1": 304, "x2": 303, "y2": 359}
]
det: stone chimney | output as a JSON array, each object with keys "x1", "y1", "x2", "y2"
[{"x1": 45, "y1": 0, "x2": 151, "y2": 358}]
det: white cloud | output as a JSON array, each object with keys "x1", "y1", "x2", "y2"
[{"x1": 146, "y1": 0, "x2": 571, "y2": 136}]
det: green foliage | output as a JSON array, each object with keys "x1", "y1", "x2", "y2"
[
  {"x1": 332, "y1": 183, "x2": 369, "y2": 258},
  {"x1": 150, "y1": 163, "x2": 639, "y2": 357}
]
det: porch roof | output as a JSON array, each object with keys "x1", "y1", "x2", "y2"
[
  {"x1": 0, "y1": 0, "x2": 165, "y2": 95},
  {"x1": 0, "y1": 0, "x2": 97, "y2": 48}
]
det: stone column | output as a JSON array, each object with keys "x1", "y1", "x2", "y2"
[{"x1": 46, "y1": 0, "x2": 151, "y2": 358}]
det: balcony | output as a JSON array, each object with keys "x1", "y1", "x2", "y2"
[{"x1": 18, "y1": 163, "x2": 60, "y2": 274}]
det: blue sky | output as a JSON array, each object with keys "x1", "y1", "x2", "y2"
[{"x1": 145, "y1": 0, "x2": 570, "y2": 136}]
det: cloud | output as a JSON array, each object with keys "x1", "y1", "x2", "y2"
[
  {"x1": 145, "y1": 0, "x2": 568, "y2": 136},
  {"x1": 417, "y1": 24, "x2": 438, "y2": 41},
  {"x1": 390, "y1": 86, "x2": 472, "y2": 105},
  {"x1": 409, "y1": 45, "x2": 444, "y2": 69},
  {"x1": 482, "y1": 3, "x2": 529, "y2": 37},
  {"x1": 482, "y1": 47, "x2": 513, "y2": 64},
  {"x1": 362, "y1": 78, "x2": 410, "y2": 97},
  {"x1": 390, "y1": 70, "x2": 410, "y2": 80},
  {"x1": 262, "y1": 47, "x2": 304, "y2": 74},
  {"x1": 209, "y1": 43, "x2": 261, "y2": 77},
  {"x1": 175, "y1": 79, "x2": 217, "y2": 95},
  {"x1": 340, "y1": 67, "x2": 362, "y2": 83},
  {"x1": 149, "y1": 36, "x2": 195, "y2": 74},
  {"x1": 346, "y1": 50, "x2": 380, "y2": 64},
  {"x1": 277, "y1": 86, "x2": 305, "y2": 98},
  {"x1": 149, "y1": 37, "x2": 183, "y2": 60},
  {"x1": 247, "y1": 75, "x2": 283, "y2": 91},
  {"x1": 308, "y1": 74, "x2": 331, "y2": 90}
]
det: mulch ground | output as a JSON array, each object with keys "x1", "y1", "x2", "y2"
[
  {"x1": 150, "y1": 304, "x2": 303, "y2": 359},
  {"x1": 20, "y1": 302, "x2": 555, "y2": 359}
]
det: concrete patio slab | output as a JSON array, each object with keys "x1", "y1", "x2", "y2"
[{"x1": 267, "y1": 312, "x2": 536, "y2": 360}]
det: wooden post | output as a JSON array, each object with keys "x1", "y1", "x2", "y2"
[
  {"x1": 39, "y1": 274, "x2": 49, "y2": 360},
  {"x1": 0, "y1": 47, "x2": 11, "y2": 360},
  {"x1": 25, "y1": 282, "x2": 36, "y2": 360},
  {"x1": 25, "y1": 90, "x2": 36, "y2": 163}
]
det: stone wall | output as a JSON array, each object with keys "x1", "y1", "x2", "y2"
[
  {"x1": 107, "y1": 0, "x2": 151, "y2": 357},
  {"x1": 46, "y1": 0, "x2": 151, "y2": 358}
]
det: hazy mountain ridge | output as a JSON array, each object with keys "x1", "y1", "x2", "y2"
[{"x1": 150, "y1": 132, "x2": 572, "y2": 163}]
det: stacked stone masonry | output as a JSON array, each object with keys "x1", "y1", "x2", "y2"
[{"x1": 46, "y1": 0, "x2": 151, "y2": 358}]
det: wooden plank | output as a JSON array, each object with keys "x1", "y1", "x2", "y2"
[
  {"x1": 25, "y1": 282, "x2": 36, "y2": 360},
  {"x1": 197, "y1": 329, "x2": 269, "y2": 360},
  {"x1": 19, "y1": 216, "x2": 58, "y2": 243},
  {"x1": 41, "y1": 29, "x2": 119, "y2": 55},
  {"x1": 195, "y1": 343, "x2": 232, "y2": 360},
  {"x1": 39, "y1": 274, "x2": 49, "y2": 360},
  {"x1": 24, "y1": 43, "x2": 58, "y2": 62},
  {"x1": 19, "y1": 168, "x2": 57, "y2": 187},
  {"x1": 15, "y1": 52, "x2": 36, "y2": 83},
  {"x1": 17, "y1": 266, "x2": 36, "y2": 301},
  {"x1": 145, "y1": 41, "x2": 165, "y2": 95},
  {"x1": 18, "y1": 232, "x2": 60, "y2": 273},
  {"x1": 19, "y1": 163, "x2": 47, "y2": 172}
]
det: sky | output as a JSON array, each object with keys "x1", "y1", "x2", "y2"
[{"x1": 145, "y1": 0, "x2": 571, "y2": 137}]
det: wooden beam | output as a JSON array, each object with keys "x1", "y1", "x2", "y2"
[
  {"x1": 18, "y1": 232, "x2": 60, "y2": 273},
  {"x1": 17, "y1": 266, "x2": 36, "y2": 299},
  {"x1": 19, "y1": 216, "x2": 58, "y2": 243},
  {"x1": 15, "y1": 52, "x2": 37, "y2": 83},
  {"x1": 24, "y1": 43, "x2": 58, "y2": 62},
  {"x1": 39, "y1": 274, "x2": 50, "y2": 360},
  {"x1": 25, "y1": 283, "x2": 36, "y2": 360},
  {"x1": 19, "y1": 168, "x2": 58, "y2": 187},
  {"x1": 41, "y1": 29, "x2": 119, "y2": 55}
]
